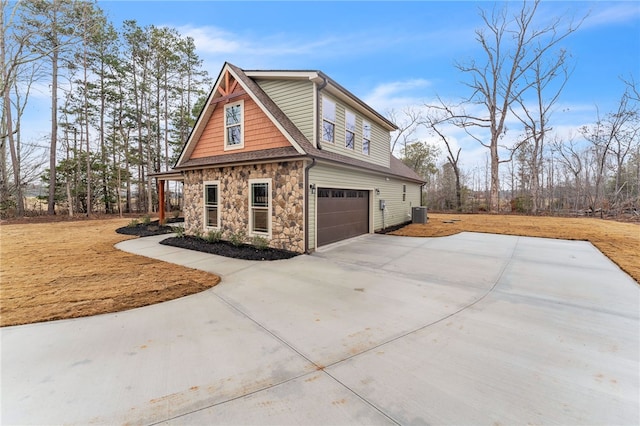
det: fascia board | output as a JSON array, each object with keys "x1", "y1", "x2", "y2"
[{"x1": 175, "y1": 64, "x2": 230, "y2": 167}]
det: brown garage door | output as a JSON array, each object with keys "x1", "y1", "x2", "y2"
[{"x1": 317, "y1": 188, "x2": 369, "y2": 246}]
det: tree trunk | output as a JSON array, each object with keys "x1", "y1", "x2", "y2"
[{"x1": 47, "y1": 34, "x2": 58, "y2": 215}]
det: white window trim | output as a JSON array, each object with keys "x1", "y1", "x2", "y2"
[
  {"x1": 345, "y1": 109, "x2": 356, "y2": 150},
  {"x1": 224, "y1": 99, "x2": 244, "y2": 151},
  {"x1": 203, "y1": 180, "x2": 221, "y2": 230},
  {"x1": 248, "y1": 178, "x2": 272, "y2": 238},
  {"x1": 322, "y1": 97, "x2": 336, "y2": 144},
  {"x1": 362, "y1": 120, "x2": 371, "y2": 155}
]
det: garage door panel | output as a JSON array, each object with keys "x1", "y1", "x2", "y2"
[{"x1": 317, "y1": 188, "x2": 369, "y2": 247}]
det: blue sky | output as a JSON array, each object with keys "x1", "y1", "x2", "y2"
[{"x1": 25, "y1": 1, "x2": 640, "y2": 169}]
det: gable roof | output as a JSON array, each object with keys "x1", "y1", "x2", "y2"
[{"x1": 172, "y1": 62, "x2": 425, "y2": 184}]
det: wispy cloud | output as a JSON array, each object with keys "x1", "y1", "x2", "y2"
[
  {"x1": 362, "y1": 79, "x2": 432, "y2": 113},
  {"x1": 581, "y1": 2, "x2": 640, "y2": 29}
]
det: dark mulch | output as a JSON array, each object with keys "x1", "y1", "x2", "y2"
[
  {"x1": 160, "y1": 236, "x2": 299, "y2": 261},
  {"x1": 375, "y1": 221, "x2": 414, "y2": 234},
  {"x1": 115, "y1": 220, "x2": 177, "y2": 237}
]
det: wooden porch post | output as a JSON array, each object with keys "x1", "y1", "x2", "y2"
[{"x1": 158, "y1": 179, "x2": 165, "y2": 223}]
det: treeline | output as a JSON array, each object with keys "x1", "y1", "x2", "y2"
[
  {"x1": 399, "y1": 83, "x2": 640, "y2": 217},
  {"x1": 396, "y1": 0, "x2": 639, "y2": 217},
  {"x1": 1, "y1": 0, "x2": 211, "y2": 218}
]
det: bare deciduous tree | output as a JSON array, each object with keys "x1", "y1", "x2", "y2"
[
  {"x1": 387, "y1": 106, "x2": 422, "y2": 154},
  {"x1": 511, "y1": 50, "x2": 572, "y2": 214},
  {"x1": 433, "y1": 0, "x2": 582, "y2": 212}
]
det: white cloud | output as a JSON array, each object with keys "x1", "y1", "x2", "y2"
[
  {"x1": 582, "y1": 2, "x2": 640, "y2": 29},
  {"x1": 362, "y1": 79, "x2": 432, "y2": 114}
]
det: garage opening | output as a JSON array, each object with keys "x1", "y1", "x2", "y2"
[{"x1": 317, "y1": 188, "x2": 369, "y2": 246}]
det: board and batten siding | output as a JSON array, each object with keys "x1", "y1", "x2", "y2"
[
  {"x1": 256, "y1": 79, "x2": 315, "y2": 144},
  {"x1": 308, "y1": 162, "x2": 421, "y2": 249},
  {"x1": 320, "y1": 94, "x2": 390, "y2": 169}
]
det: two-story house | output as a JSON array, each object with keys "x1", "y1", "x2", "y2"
[{"x1": 156, "y1": 62, "x2": 424, "y2": 253}]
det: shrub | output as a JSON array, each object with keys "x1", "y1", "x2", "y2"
[
  {"x1": 141, "y1": 215, "x2": 152, "y2": 225},
  {"x1": 193, "y1": 229, "x2": 204, "y2": 240},
  {"x1": 174, "y1": 226, "x2": 185, "y2": 238},
  {"x1": 229, "y1": 230, "x2": 246, "y2": 247},
  {"x1": 252, "y1": 235, "x2": 270, "y2": 250},
  {"x1": 127, "y1": 219, "x2": 139, "y2": 227},
  {"x1": 205, "y1": 229, "x2": 223, "y2": 243}
]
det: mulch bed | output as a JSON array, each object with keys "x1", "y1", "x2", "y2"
[
  {"x1": 160, "y1": 236, "x2": 299, "y2": 261},
  {"x1": 115, "y1": 220, "x2": 176, "y2": 237},
  {"x1": 116, "y1": 220, "x2": 299, "y2": 261}
]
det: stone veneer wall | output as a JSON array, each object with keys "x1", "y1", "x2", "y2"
[{"x1": 182, "y1": 160, "x2": 305, "y2": 253}]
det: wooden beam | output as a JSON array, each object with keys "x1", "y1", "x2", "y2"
[
  {"x1": 158, "y1": 179, "x2": 165, "y2": 224},
  {"x1": 228, "y1": 79, "x2": 238, "y2": 94},
  {"x1": 210, "y1": 90, "x2": 247, "y2": 105}
]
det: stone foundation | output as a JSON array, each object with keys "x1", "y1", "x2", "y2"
[{"x1": 182, "y1": 161, "x2": 305, "y2": 253}]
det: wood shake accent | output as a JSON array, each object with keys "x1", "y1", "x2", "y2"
[{"x1": 191, "y1": 86, "x2": 292, "y2": 159}]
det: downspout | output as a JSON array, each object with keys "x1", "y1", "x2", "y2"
[
  {"x1": 304, "y1": 158, "x2": 316, "y2": 254},
  {"x1": 304, "y1": 75, "x2": 327, "y2": 253},
  {"x1": 315, "y1": 76, "x2": 328, "y2": 151}
]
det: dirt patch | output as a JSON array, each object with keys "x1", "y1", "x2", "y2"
[
  {"x1": 0, "y1": 218, "x2": 220, "y2": 327},
  {"x1": 391, "y1": 213, "x2": 640, "y2": 284}
]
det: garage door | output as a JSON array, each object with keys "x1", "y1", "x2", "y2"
[{"x1": 317, "y1": 188, "x2": 369, "y2": 246}]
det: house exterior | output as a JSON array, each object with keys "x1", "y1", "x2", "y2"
[{"x1": 156, "y1": 62, "x2": 425, "y2": 253}]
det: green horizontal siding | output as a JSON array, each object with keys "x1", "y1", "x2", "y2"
[
  {"x1": 257, "y1": 79, "x2": 315, "y2": 143},
  {"x1": 320, "y1": 94, "x2": 390, "y2": 168},
  {"x1": 308, "y1": 163, "x2": 422, "y2": 249}
]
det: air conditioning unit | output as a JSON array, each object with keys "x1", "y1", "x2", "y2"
[{"x1": 411, "y1": 206, "x2": 428, "y2": 224}]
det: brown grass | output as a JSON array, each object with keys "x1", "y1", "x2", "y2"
[
  {"x1": 392, "y1": 213, "x2": 640, "y2": 284},
  {"x1": 0, "y1": 218, "x2": 220, "y2": 327}
]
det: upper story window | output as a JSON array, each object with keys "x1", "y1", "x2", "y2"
[
  {"x1": 345, "y1": 110, "x2": 356, "y2": 150},
  {"x1": 322, "y1": 97, "x2": 336, "y2": 144},
  {"x1": 225, "y1": 100, "x2": 244, "y2": 150},
  {"x1": 362, "y1": 121, "x2": 371, "y2": 155}
]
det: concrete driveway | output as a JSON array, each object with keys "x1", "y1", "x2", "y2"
[{"x1": 2, "y1": 232, "x2": 638, "y2": 425}]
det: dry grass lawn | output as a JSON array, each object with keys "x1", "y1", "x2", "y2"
[
  {"x1": 1, "y1": 218, "x2": 220, "y2": 327},
  {"x1": 1, "y1": 214, "x2": 637, "y2": 327},
  {"x1": 392, "y1": 213, "x2": 640, "y2": 284}
]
